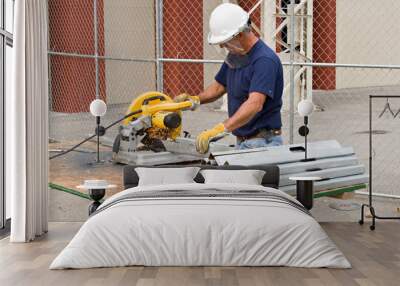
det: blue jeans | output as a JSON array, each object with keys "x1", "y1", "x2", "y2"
[{"x1": 237, "y1": 134, "x2": 283, "y2": 150}]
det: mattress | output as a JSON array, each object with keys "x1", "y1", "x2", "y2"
[{"x1": 50, "y1": 183, "x2": 351, "y2": 269}]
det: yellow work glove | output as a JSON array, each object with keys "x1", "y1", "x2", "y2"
[
  {"x1": 173, "y1": 93, "x2": 200, "y2": 110},
  {"x1": 195, "y1": 123, "x2": 227, "y2": 154}
]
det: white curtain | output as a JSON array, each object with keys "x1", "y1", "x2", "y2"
[{"x1": 8, "y1": 0, "x2": 49, "y2": 242}]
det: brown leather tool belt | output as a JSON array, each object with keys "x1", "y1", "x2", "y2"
[{"x1": 236, "y1": 128, "x2": 282, "y2": 142}]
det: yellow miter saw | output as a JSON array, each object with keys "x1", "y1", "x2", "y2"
[{"x1": 112, "y1": 91, "x2": 195, "y2": 161}]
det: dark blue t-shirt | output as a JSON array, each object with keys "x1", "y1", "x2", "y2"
[{"x1": 215, "y1": 40, "x2": 284, "y2": 137}]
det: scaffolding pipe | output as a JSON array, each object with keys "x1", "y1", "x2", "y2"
[
  {"x1": 273, "y1": 0, "x2": 307, "y2": 38},
  {"x1": 356, "y1": 191, "x2": 400, "y2": 200},
  {"x1": 47, "y1": 51, "x2": 156, "y2": 63},
  {"x1": 283, "y1": 66, "x2": 306, "y2": 95},
  {"x1": 46, "y1": 51, "x2": 400, "y2": 70},
  {"x1": 263, "y1": 0, "x2": 276, "y2": 47},
  {"x1": 306, "y1": 0, "x2": 313, "y2": 100},
  {"x1": 289, "y1": 0, "x2": 296, "y2": 144},
  {"x1": 93, "y1": 0, "x2": 99, "y2": 99},
  {"x1": 155, "y1": 0, "x2": 164, "y2": 92}
]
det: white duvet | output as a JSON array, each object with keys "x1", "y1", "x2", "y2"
[{"x1": 50, "y1": 183, "x2": 351, "y2": 269}]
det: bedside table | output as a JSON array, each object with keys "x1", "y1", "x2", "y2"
[{"x1": 289, "y1": 176, "x2": 321, "y2": 210}]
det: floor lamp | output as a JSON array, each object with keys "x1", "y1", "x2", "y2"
[
  {"x1": 297, "y1": 99, "x2": 315, "y2": 162},
  {"x1": 89, "y1": 99, "x2": 107, "y2": 164}
]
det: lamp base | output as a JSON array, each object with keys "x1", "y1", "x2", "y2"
[
  {"x1": 87, "y1": 159, "x2": 111, "y2": 167},
  {"x1": 88, "y1": 188, "x2": 106, "y2": 215},
  {"x1": 296, "y1": 180, "x2": 314, "y2": 210}
]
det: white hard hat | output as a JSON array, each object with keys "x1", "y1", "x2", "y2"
[{"x1": 208, "y1": 3, "x2": 250, "y2": 45}]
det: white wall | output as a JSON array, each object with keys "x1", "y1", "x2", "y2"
[
  {"x1": 203, "y1": 1, "x2": 224, "y2": 88},
  {"x1": 104, "y1": 0, "x2": 156, "y2": 105},
  {"x1": 336, "y1": 0, "x2": 400, "y2": 89},
  {"x1": 203, "y1": 0, "x2": 228, "y2": 110}
]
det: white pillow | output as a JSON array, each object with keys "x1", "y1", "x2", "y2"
[
  {"x1": 136, "y1": 167, "x2": 200, "y2": 186},
  {"x1": 200, "y1": 169, "x2": 266, "y2": 185}
]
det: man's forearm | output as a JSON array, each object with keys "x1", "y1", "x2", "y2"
[
  {"x1": 198, "y1": 81, "x2": 226, "y2": 104},
  {"x1": 223, "y1": 93, "x2": 265, "y2": 132}
]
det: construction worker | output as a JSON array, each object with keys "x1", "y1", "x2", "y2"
[{"x1": 174, "y1": 3, "x2": 284, "y2": 154}]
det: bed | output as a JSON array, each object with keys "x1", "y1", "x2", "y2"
[{"x1": 50, "y1": 164, "x2": 351, "y2": 269}]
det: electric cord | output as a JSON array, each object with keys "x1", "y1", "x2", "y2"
[{"x1": 49, "y1": 109, "x2": 143, "y2": 160}]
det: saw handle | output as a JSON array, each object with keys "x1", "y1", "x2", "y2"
[
  {"x1": 209, "y1": 132, "x2": 230, "y2": 143},
  {"x1": 142, "y1": 95, "x2": 167, "y2": 106}
]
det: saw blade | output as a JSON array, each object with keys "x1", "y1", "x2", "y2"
[{"x1": 140, "y1": 135, "x2": 167, "y2": 152}]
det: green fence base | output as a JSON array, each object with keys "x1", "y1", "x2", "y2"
[
  {"x1": 49, "y1": 182, "x2": 92, "y2": 201},
  {"x1": 314, "y1": 184, "x2": 367, "y2": 199}
]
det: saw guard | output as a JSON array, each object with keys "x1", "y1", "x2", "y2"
[
  {"x1": 123, "y1": 91, "x2": 170, "y2": 125},
  {"x1": 122, "y1": 91, "x2": 192, "y2": 140}
]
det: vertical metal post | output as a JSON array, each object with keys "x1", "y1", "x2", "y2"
[
  {"x1": 94, "y1": 0, "x2": 100, "y2": 163},
  {"x1": 0, "y1": 0, "x2": 5, "y2": 229},
  {"x1": 262, "y1": 0, "x2": 276, "y2": 48},
  {"x1": 300, "y1": 2, "x2": 306, "y2": 104},
  {"x1": 96, "y1": 116, "x2": 100, "y2": 162},
  {"x1": 46, "y1": 0, "x2": 53, "y2": 116},
  {"x1": 94, "y1": 0, "x2": 99, "y2": 99},
  {"x1": 304, "y1": 116, "x2": 308, "y2": 160},
  {"x1": 369, "y1": 95, "x2": 372, "y2": 206},
  {"x1": 306, "y1": 0, "x2": 313, "y2": 100},
  {"x1": 155, "y1": 0, "x2": 164, "y2": 92},
  {"x1": 300, "y1": 5, "x2": 304, "y2": 54},
  {"x1": 289, "y1": 0, "x2": 296, "y2": 144}
]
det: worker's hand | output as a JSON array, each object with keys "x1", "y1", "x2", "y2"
[
  {"x1": 195, "y1": 123, "x2": 227, "y2": 154},
  {"x1": 174, "y1": 93, "x2": 200, "y2": 110}
]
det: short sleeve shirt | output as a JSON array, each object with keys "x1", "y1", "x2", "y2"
[{"x1": 215, "y1": 40, "x2": 284, "y2": 137}]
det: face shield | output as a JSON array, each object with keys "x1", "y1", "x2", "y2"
[{"x1": 213, "y1": 33, "x2": 251, "y2": 69}]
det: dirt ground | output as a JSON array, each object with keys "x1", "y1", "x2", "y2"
[{"x1": 49, "y1": 140, "x2": 126, "y2": 197}]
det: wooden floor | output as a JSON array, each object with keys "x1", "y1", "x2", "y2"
[{"x1": 1, "y1": 222, "x2": 399, "y2": 286}]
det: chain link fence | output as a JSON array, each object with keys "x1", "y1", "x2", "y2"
[{"x1": 47, "y1": 0, "x2": 400, "y2": 196}]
